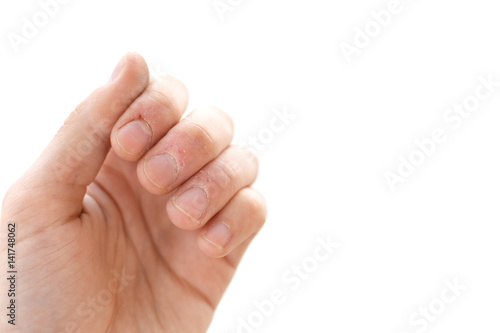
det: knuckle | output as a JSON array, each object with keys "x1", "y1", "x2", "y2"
[
  {"x1": 242, "y1": 188, "x2": 267, "y2": 224},
  {"x1": 154, "y1": 74, "x2": 188, "y2": 101},
  {"x1": 157, "y1": 74, "x2": 189, "y2": 93},
  {"x1": 208, "y1": 159, "x2": 238, "y2": 193},
  {"x1": 197, "y1": 106, "x2": 234, "y2": 132},
  {"x1": 182, "y1": 122, "x2": 216, "y2": 153},
  {"x1": 213, "y1": 107, "x2": 234, "y2": 131},
  {"x1": 147, "y1": 89, "x2": 183, "y2": 119},
  {"x1": 234, "y1": 145, "x2": 259, "y2": 172}
]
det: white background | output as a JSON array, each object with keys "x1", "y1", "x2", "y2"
[{"x1": 1, "y1": 0, "x2": 500, "y2": 332}]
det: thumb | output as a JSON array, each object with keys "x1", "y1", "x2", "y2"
[{"x1": 16, "y1": 53, "x2": 149, "y2": 217}]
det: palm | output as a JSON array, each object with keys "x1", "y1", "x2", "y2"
[{"x1": 65, "y1": 151, "x2": 237, "y2": 332}]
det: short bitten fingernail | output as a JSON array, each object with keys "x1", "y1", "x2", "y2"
[
  {"x1": 173, "y1": 187, "x2": 208, "y2": 222},
  {"x1": 116, "y1": 120, "x2": 152, "y2": 156},
  {"x1": 202, "y1": 223, "x2": 231, "y2": 250},
  {"x1": 144, "y1": 153, "x2": 179, "y2": 189}
]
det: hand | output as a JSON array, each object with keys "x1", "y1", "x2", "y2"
[{"x1": 1, "y1": 53, "x2": 267, "y2": 333}]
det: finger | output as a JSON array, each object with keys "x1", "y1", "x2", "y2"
[
  {"x1": 167, "y1": 145, "x2": 258, "y2": 230},
  {"x1": 137, "y1": 106, "x2": 234, "y2": 195},
  {"x1": 197, "y1": 187, "x2": 267, "y2": 259},
  {"x1": 110, "y1": 75, "x2": 189, "y2": 160},
  {"x1": 35, "y1": 52, "x2": 149, "y2": 186},
  {"x1": 26, "y1": 52, "x2": 149, "y2": 215}
]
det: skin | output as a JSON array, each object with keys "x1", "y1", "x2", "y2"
[{"x1": 0, "y1": 53, "x2": 267, "y2": 333}]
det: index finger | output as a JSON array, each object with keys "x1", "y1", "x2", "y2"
[{"x1": 110, "y1": 75, "x2": 189, "y2": 160}]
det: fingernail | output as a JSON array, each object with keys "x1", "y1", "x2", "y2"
[
  {"x1": 202, "y1": 223, "x2": 231, "y2": 250},
  {"x1": 116, "y1": 120, "x2": 152, "y2": 156},
  {"x1": 109, "y1": 55, "x2": 127, "y2": 82},
  {"x1": 173, "y1": 187, "x2": 208, "y2": 222},
  {"x1": 144, "y1": 153, "x2": 179, "y2": 189}
]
